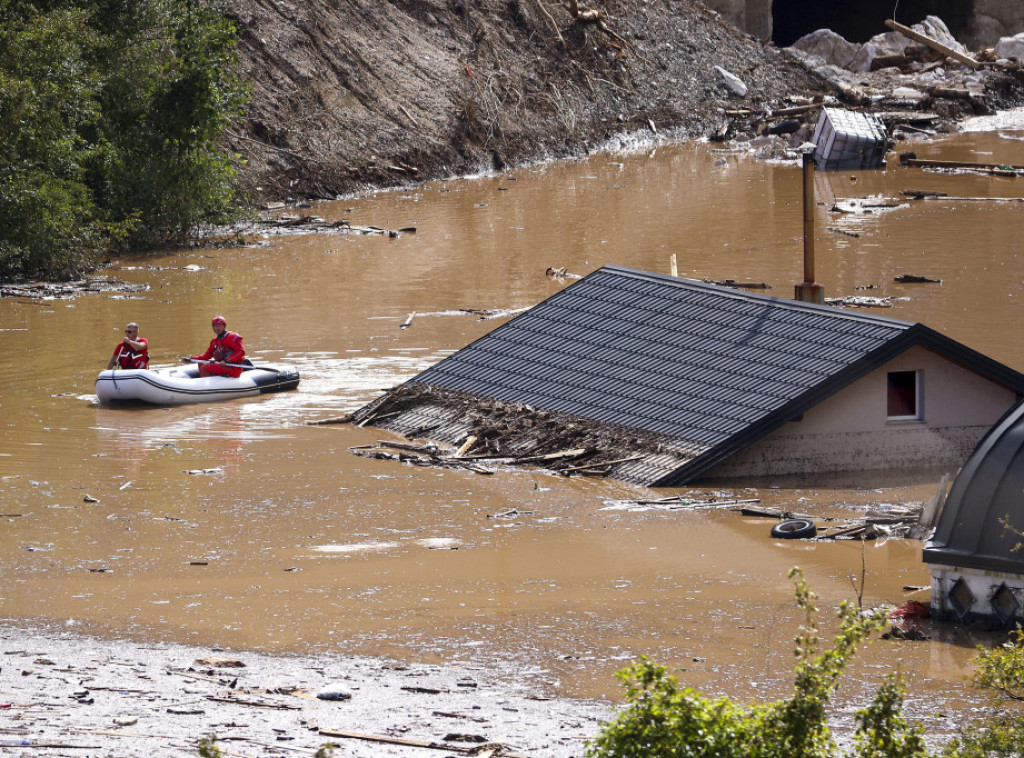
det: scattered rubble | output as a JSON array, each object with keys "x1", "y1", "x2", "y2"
[
  {"x1": 0, "y1": 626, "x2": 609, "y2": 758},
  {"x1": 250, "y1": 215, "x2": 418, "y2": 238},
  {"x1": 701, "y1": 16, "x2": 1024, "y2": 165},
  {"x1": 0, "y1": 278, "x2": 148, "y2": 301},
  {"x1": 740, "y1": 502, "x2": 927, "y2": 542}
]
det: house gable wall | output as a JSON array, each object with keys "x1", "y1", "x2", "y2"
[{"x1": 703, "y1": 345, "x2": 1019, "y2": 478}]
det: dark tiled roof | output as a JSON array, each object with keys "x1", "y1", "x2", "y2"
[
  {"x1": 404, "y1": 265, "x2": 1024, "y2": 485},
  {"x1": 924, "y1": 399, "x2": 1024, "y2": 574}
]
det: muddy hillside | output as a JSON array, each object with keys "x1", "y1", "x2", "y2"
[
  {"x1": 226, "y1": 0, "x2": 835, "y2": 199},
  {"x1": 225, "y1": 2, "x2": 1024, "y2": 202}
]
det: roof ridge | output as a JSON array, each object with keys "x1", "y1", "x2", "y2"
[{"x1": 599, "y1": 264, "x2": 919, "y2": 329}]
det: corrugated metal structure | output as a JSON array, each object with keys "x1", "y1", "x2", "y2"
[
  {"x1": 811, "y1": 108, "x2": 888, "y2": 171},
  {"x1": 371, "y1": 265, "x2": 1024, "y2": 486},
  {"x1": 924, "y1": 400, "x2": 1024, "y2": 624}
]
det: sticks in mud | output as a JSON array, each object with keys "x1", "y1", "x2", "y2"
[{"x1": 318, "y1": 729, "x2": 523, "y2": 757}]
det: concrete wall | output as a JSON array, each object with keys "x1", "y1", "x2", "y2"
[
  {"x1": 704, "y1": 0, "x2": 1024, "y2": 49},
  {"x1": 929, "y1": 565, "x2": 1024, "y2": 623},
  {"x1": 704, "y1": 346, "x2": 1019, "y2": 479},
  {"x1": 705, "y1": 0, "x2": 773, "y2": 41},
  {"x1": 971, "y1": 0, "x2": 1024, "y2": 47}
]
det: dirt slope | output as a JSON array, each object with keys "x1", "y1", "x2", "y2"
[{"x1": 226, "y1": 0, "x2": 829, "y2": 200}]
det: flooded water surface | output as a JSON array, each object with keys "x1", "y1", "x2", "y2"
[{"x1": 3, "y1": 119, "x2": 1024, "y2": 734}]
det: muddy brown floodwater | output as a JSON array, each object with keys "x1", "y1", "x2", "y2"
[{"x1": 2, "y1": 115, "x2": 1024, "y2": 746}]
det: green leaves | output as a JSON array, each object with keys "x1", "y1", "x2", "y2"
[
  {"x1": 586, "y1": 569, "x2": 924, "y2": 758},
  {"x1": 0, "y1": 0, "x2": 246, "y2": 280}
]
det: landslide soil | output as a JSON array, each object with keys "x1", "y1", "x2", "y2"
[{"x1": 226, "y1": 0, "x2": 832, "y2": 200}]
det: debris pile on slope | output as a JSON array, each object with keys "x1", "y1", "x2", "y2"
[
  {"x1": 695, "y1": 16, "x2": 1024, "y2": 164},
  {"x1": 228, "y1": 3, "x2": 1024, "y2": 201}
]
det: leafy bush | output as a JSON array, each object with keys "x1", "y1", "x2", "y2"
[
  {"x1": 942, "y1": 626, "x2": 1024, "y2": 758},
  {"x1": 0, "y1": 0, "x2": 246, "y2": 280},
  {"x1": 586, "y1": 568, "x2": 928, "y2": 758}
]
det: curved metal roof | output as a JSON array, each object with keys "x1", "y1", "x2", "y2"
[{"x1": 924, "y1": 399, "x2": 1024, "y2": 574}]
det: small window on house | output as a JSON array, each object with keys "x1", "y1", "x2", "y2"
[{"x1": 887, "y1": 370, "x2": 920, "y2": 419}]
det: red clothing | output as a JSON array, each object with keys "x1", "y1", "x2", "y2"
[
  {"x1": 192, "y1": 331, "x2": 246, "y2": 378},
  {"x1": 110, "y1": 338, "x2": 149, "y2": 369}
]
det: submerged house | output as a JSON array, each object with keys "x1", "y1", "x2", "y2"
[
  {"x1": 362, "y1": 265, "x2": 1024, "y2": 486},
  {"x1": 923, "y1": 399, "x2": 1024, "y2": 625}
]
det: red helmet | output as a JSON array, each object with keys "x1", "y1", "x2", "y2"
[{"x1": 211, "y1": 315, "x2": 226, "y2": 326}]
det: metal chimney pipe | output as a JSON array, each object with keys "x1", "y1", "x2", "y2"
[{"x1": 794, "y1": 151, "x2": 825, "y2": 304}]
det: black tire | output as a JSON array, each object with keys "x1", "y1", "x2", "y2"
[{"x1": 771, "y1": 518, "x2": 817, "y2": 540}]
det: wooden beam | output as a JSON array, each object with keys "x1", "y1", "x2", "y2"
[{"x1": 884, "y1": 20, "x2": 980, "y2": 69}]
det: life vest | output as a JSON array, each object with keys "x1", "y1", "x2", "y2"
[{"x1": 113, "y1": 339, "x2": 149, "y2": 369}]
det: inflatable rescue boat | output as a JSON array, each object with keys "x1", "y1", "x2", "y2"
[{"x1": 95, "y1": 362, "x2": 300, "y2": 405}]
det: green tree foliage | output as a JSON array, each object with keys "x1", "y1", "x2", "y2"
[
  {"x1": 942, "y1": 626, "x2": 1024, "y2": 758},
  {"x1": 586, "y1": 568, "x2": 929, "y2": 758},
  {"x1": 0, "y1": 0, "x2": 246, "y2": 280}
]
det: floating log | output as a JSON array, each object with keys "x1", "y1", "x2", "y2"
[
  {"x1": 903, "y1": 194, "x2": 1024, "y2": 202},
  {"x1": 703, "y1": 278, "x2": 772, "y2": 290},
  {"x1": 737, "y1": 506, "x2": 813, "y2": 519},
  {"x1": 900, "y1": 156, "x2": 1024, "y2": 173},
  {"x1": 895, "y1": 274, "x2": 941, "y2": 283},
  {"x1": 305, "y1": 413, "x2": 355, "y2": 425},
  {"x1": 900, "y1": 189, "x2": 947, "y2": 199}
]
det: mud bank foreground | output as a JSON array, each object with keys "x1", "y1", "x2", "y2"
[{"x1": 0, "y1": 626, "x2": 610, "y2": 757}]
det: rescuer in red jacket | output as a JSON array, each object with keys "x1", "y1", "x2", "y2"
[
  {"x1": 184, "y1": 315, "x2": 246, "y2": 378},
  {"x1": 106, "y1": 322, "x2": 150, "y2": 370}
]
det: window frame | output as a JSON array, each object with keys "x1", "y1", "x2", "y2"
[{"x1": 887, "y1": 369, "x2": 922, "y2": 421}]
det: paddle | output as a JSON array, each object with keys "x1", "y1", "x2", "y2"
[{"x1": 184, "y1": 358, "x2": 283, "y2": 374}]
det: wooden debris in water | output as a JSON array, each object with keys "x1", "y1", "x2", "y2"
[
  {"x1": 305, "y1": 413, "x2": 355, "y2": 425},
  {"x1": 703, "y1": 278, "x2": 772, "y2": 290},
  {"x1": 825, "y1": 295, "x2": 896, "y2": 308},
  {"x1": 899, "y1": 155, "x2": 1024, "y2": 175},
  {"x1": 545, "y1": 267, "x2": 582, "y2": 280},
  {"x1": 258, "y1": 215, "x2": 417, "y2": 237},
  {"x1": 894, "y1": 274, "x2": 942, "y2": 283}
]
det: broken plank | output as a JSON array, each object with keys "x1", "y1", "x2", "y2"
[
  {"x1": 453, "y1": 435, "x2": 478, "y2": 458},
  {"x1": 317, "y1": 729, "x2": 526, "y2": 757},
  {"x1": 900, "y1": 157, "x2": 1024, "y2": 172},
  {"x1": 515, "y1": 448, "x2": 589, "y2": 464},
  {"x1": 918, "y1": 195, "x2": 1024, "y2": 202},
  {"x1": 305, "y1": 413, "x2": 355, "y2": 425},
  {"x1": 379, "y1": 440, "x2": 438, "y2": 454},
  {"x1": 562, "y1": 454, "x2": 645, "y2": 473},
  {"x1": 900, "y1": 189, "x2": 948, "y2": 199},
  {"x1": 737, "y1": 506, "x2": 813, "y2": 520},
  {"x1": 884, "y1": 19, "x2": 980, "y2": 69},
  {"x1": 206, "y1": 695, "x2": 301, "y2": 710}
]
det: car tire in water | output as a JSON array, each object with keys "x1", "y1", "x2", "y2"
[{"x1": 771, "y1": 518, "x2": 817, "y2": 540}]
